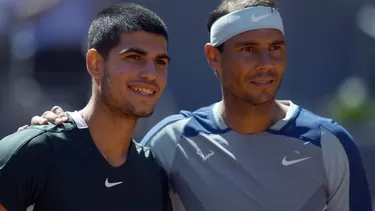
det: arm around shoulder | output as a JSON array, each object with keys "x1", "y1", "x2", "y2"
[{"x1": 0, "y1": 128, "x2": 53, "y2": 210}]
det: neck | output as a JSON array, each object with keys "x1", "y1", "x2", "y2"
[
  {"x1": 219, "y1": 94, "x2": 288, "y2": 134},
  {"x1": 80, "y1": 95, "x2": 136, "y2": 167}
]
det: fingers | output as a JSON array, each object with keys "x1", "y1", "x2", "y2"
[
  {"x1": 51, "y1": 106, "x2": 67, "y2": 118},
  {"x1": 50, "y1": 106, "x2": 68, "y2": 124},
  {"x1": 30, "y1": 106, "x2": 69, "y2": 126},
  {"x1": 17, "y1": 125, "x2": 29, "y2": 131},
  {"x1": 31, "y1": 112, "x2": 68, "y2": 125},
  {"x1": 31, "y1": 116, "x2": 48, "y2": 125},
  {"x1": 41, "y1": 111, "x2": 62, "y2": 125}
]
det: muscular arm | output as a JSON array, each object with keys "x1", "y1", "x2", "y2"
[
  {"x1": 321, "y1": 124, "x2": 373, "y2": 211},
  {"x1": 0, "y1": 128, "x2": 52, "y2": 211}
]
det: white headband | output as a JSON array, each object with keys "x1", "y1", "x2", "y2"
[{"x1": 210, "y1": 6, "x2": 284, "y2": 46}]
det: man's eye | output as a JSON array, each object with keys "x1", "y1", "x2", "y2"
[
  {"x1": 155, "y1": 60, "x2": 167, "y2": 65},
  {"x1": 270, "y1": 45, "x2": 281, "y2": 51},
  {"x1": 127, "y1": 55, "x2": 141, "y2": 60},
  {"x1": 241, "y1": 46, "x2": 255, "y2": 52}
]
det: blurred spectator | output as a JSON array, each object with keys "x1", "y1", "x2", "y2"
[
  {"x1": 0, "y1": 0, "x2": 120, "y2": 137},
  {"x1": 352, "y1": 3, "x2": 375, "y2": 97}
]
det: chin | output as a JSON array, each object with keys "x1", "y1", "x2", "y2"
[
  {"x1": 118, "y1": 109, "x2": 154, "y2": 119},
  {"x1": 115, "y1": 100, "x2": 156, "y2": 118},
  {"x1": 134, "y1": 110, "x2": 154, "y2": 118},
  {"x1": 132, "y1": 105, "x2": 155, "y2": 118},
  {"x1": 244, "y1": 93, "x2": 276, "y2": 106}
]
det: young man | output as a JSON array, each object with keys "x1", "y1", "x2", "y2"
[
  {"x1": 20, "y1": 0, "x2": 373, "y2": 210},
  {"x1": 0, "y1": 3, "x2": 171, "y2": 211}
]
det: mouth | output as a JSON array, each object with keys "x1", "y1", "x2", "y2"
[
  {"x1": 128, "y1": 85, "x2": 157, "y2": 98},
  {"x1": 250, "y1": 78, "x2": 276, "y2": 87}
]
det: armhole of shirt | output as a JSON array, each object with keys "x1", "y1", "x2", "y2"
[
  {"x1": 320, "y1": 126, "x2": 350, "y2": 197},
  {"x1": 320, "y1": 123, "x2": 370, "y2": 210}
]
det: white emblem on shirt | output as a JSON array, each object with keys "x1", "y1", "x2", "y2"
[
  {"x1": 105, "y1": 178, "x2": 123, "y2": 188},
  {"x1": 197, "y1": 150, "x2": 215, "y2": 161},
  {"x1": 282, "y1": 156, "x2": 311, "y2": 166}
]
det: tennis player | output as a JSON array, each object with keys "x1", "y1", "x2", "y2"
[
  {"x1": 18, "y1": 0, "x2": 373, "y2": 210},
  {"x1": 0, "y1": 3, "x2": 171, "y2": 211}
]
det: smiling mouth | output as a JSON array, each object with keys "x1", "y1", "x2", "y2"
[
  {"x1": 128, "y1": 86, "x2": 156, "y2": 97},
  {"x1": 251, "y1": 79, "x2": 275, "y2": 86}
]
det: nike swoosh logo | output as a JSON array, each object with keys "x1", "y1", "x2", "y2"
[
  {"x1": 251, "y1": 14, "x2": 272, "y2": 22},
  {"x1": 105, "y1": 178, "x2": 123, "y2": 188},
  {"x1": 282, "y1": 156, "x2": 311, "y2": 166}
]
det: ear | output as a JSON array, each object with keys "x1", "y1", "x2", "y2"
[
  {"x1": 204, "y1": 43, "x2": 222, "y2": 71},
  {"x1": 86, "y1": 49, "x2": 104, "y2": 80}
]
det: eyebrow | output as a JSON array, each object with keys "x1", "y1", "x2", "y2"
[
  {"x1": 119, "y1": 48, "x2": 171, "y2": 62},
  {"x1": 271, "y1": 40, "x2": 286, "y2": 45},
  {"x1": 234, "y1": 40, "x2": 286, "y2": 47}
]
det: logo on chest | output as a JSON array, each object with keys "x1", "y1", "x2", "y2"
[
  {"x1": 281, "y1": 156, "x2": 312, "y2": 166},
  {"x1": 196, "y1": 149, "x2": 215, "y2": 161},
  {"x1": 105, "y1": 178, "x2": 123, "y2": 188}
]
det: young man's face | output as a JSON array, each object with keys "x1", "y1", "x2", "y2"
[
  {"x1": 96, "y1": 31, "x2": 170, "y2": 118},
  {"x1": 208, "y1": 29, "x2": 287, "y2": 105}
]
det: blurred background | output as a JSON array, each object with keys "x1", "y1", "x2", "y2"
[{"x1": 0, "y1": 0, "x2": 374, "y2": 207}]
